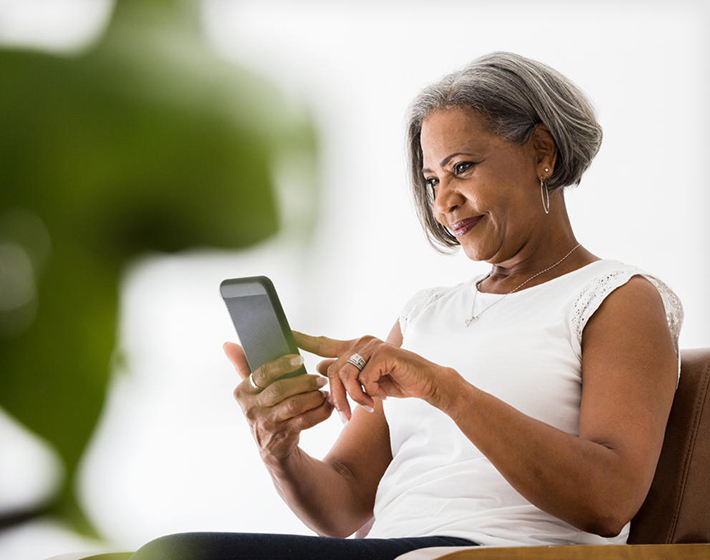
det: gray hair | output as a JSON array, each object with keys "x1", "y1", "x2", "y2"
[{"x1": 406, "y1": 51, "x2": 603, "y2": 254}]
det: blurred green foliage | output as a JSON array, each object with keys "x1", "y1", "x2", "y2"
[{"x1": 0, "y1": 0, "x2": 318, "y2": 536}]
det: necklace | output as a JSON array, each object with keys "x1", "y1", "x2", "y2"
[{"x1": 464, "y1": 243, "x2": 581, "y2": 327}]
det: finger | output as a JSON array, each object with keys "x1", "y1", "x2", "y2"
[
  {"x1": 326, "y1": 337, "x2": 378, "y2": 419},
  {"x1": 377, "y1": 376, "x2": 398, "y2": 399},
  {"x1": 286, "y1": 392, "x2": 334, "y2": 432},
  {"x1": 250, "y1": 353, "x2": 304, "y2": 393},
  {"x1": 356, "y1": 346, "x2": 385, "y2": 400},
  {"x1": 269, "y1": 389, "x2": 329, "y2": 424},
  {"x1": 340, "y1": 365, "x2": 375, "y2": 411},
  {"x1": 223, "y1": 342, "x2": 251, "y2": 380},
  {"x1": 339, "y1": 338, "x2": 381, "y2": 410},
  {"x1": 327, "y1": 361, "x2": 351, "y2": 421},
  {"x1": 358, "y1": 373, "x2": 383, "y2": 404},
  {"x1": 316, "y1": 358, "x2": 337, "y2": 376},
  {"x1": 292, "y1": 330, "x2": 352, "y2": 359},
  {"x1": 258, "y1": 375, "x2": 328, "y2": 408}
]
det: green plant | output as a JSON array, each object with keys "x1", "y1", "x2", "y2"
[{"x1": 0, "y1": 0, "x2": 318, "y2": 536}]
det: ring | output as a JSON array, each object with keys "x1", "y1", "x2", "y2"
[
  {"x1": 347, "y1": 353, "x2": 367, "y2": 372},
  {"x1": 248, "y1": 373, "x2": 262, "y2": 391}
]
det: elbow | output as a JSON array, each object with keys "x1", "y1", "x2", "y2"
[
  {"x1": 581, "y1": 501, "x2": 633, "y2": 538},
  {"x1": 580, "y1": 468, "x2": 643, "y2": 538},
  {"x1": 316, "y1": 528, "x2": 352, "y2": 539},
  {"x1": 312, "y1": 516, "x2": 369, "y2": 539},
  {"x1": 575, "y1": 493, "x2": 631, "y2": 538},
  {"x1": 310, "y1": 521, "x2": 355, "y2": 539},
  {"x1": 583, "y1": 515, "x2": 626, "y2": 538}
]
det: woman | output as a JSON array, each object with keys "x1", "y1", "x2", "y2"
[{"x1": 133, "y1": 51, "x2": 683, "y2": 559}]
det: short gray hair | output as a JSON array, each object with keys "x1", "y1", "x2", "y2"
[{"x1": 406, "y1": 51, "x2": 603, "y2": 254}]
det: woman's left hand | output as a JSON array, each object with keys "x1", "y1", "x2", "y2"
[{"x1": 292, "y1": 330, "x2": 457, "y2": 421}]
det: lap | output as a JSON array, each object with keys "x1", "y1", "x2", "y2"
[{"x1": 130, "y1": 532, "x2": 478, "y2": 560}]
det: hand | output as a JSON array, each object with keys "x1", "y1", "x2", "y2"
[
  {"x1": 223, "y1": 342, "x2": 334, "y2": 462},
  {"x1": 292, "y1": 331, "x2": 455, "y2": 421}
]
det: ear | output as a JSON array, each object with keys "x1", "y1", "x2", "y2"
[{"x1": 531, "y1": 124, "x2": 558, "y2": 179}]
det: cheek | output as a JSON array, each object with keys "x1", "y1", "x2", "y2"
[
  {"x1": 479, "y1": 174, "x2": 529, "y2": 217},
  {"x1": 473, "y1": 190, "x2": 528, "y2": 239}
]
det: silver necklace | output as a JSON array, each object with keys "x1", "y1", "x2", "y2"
[{"x1": 465, "y1": 243, "x2": 581, "y2": 327}]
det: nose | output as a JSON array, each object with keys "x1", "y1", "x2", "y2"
[{"x1": 431, "y1": 177, "x2": 464, "y2": 222}]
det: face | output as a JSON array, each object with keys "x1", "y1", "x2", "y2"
[{"x1": 421, "y1": 107, "x2": 548, "y2": 264}]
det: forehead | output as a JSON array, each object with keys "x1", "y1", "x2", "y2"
[{"x1": 420, "y1": 107, "x2": 494, "y2": 159}]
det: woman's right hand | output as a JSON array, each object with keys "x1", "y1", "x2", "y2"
[{"x1": 223, "y1": 342, "x2": 334, "y2": 462}]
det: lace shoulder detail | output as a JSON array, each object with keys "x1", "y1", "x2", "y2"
[
  {"x1": 572, "y1": 265, "x2": 684, "y2": 376},
  {"x1": 641, "y1": 275, "x2": 684, "y2": 351},
  {"x1": 399, "y1": 286, "x2": 448, "y2": 338}
]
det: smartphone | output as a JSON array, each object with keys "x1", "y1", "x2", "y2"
[{"x1": 220, "y1": 275, "x2": 306, "y2": 379}]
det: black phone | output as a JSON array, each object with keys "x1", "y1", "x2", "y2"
[{"x1": 220, "y1": 275, "x2": 306, "y2": 379}]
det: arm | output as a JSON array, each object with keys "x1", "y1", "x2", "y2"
[
  {"x1": 256, "y1": 320, "x2": 401, "y2": 538},
  {"x1": 433, "y1": 276, "x2": 678, "y2": 536}
]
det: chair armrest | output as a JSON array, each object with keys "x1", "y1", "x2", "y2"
[{"x1": 396, "y1": 543, "x2": 710, "y2": 560}]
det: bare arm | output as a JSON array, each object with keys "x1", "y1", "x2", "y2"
[
  {"x1": 228, "y1": 320, "x2": 402, "y2": 538},
  {"x1": 433, "y1": 276, "x2": 678, "y2": 536}
]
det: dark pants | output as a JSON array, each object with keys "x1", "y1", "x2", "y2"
[{"x1": 130, "y1": 532, "x2": 478, "y2": 560}]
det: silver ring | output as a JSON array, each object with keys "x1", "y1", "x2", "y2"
[
  {"x1": 248, "y1": 373, "x2": 262, "y2": 391},
  {"x1": 347, "y1": 353, "x2": 367, "y2": 372}
]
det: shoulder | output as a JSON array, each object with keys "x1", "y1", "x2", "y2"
[
  {"x1": 573, "y1": 261, "x2": 683, "y2": 351},
  {"x1": 575, "y1": 261, "x2": 683, "y2": 381},
  {"x1": 582, "y1": 274, "x2": 667, "y2": 345}
]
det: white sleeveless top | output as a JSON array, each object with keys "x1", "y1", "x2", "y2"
[{"x1": 367, "y1": 259, "x2": 683, "y2": 546}]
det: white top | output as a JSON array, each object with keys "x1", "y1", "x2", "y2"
[{"x1": 367, "y1": 259, "x2": 683, "y2": 546}]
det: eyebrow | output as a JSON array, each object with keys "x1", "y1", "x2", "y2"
[{"x1": 422, "y1": 152, "x2": 475, "y2": 174}]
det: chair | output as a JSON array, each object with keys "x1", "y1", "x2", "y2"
[{"x1": 397, "y1": 347, "x2": 710, "y2": 560}]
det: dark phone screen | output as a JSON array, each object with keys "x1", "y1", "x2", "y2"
[{"x1": 224, "y1": 294, "x2": 289, "y2": 373}]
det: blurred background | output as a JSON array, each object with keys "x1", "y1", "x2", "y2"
[{"x1": 0, "y1": 0, "x2": 708, "y2": 558}]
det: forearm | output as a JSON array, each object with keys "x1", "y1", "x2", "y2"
[
  {"x1": 263, "y1": 446, "x2": 370, "y2": 538},
  {"x1": 435, "y1": 370, "x2": 633, "y2": 536}
]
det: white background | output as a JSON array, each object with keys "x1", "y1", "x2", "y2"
[{"x1": 0, "y1": 0, "x2": 708, "y2": 558}]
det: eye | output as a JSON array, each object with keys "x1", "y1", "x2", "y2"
[
  {"x1": 454, "y1": 162, "x2": 474, "y2": 174},
  {"x1": 424, "y1": 177, "x2": 439, "y2": 191}
]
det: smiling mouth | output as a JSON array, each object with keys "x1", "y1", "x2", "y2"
[{"x1": 452, "y1": 216, "x2": 484, "y2": 237}]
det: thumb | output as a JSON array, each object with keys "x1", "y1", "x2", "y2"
[{"x1": 223, "y1": 341, "x2": 251, "y2": 380}]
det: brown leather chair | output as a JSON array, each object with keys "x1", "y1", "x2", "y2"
[{"x1": 398, "y1": 347, "x2": 710, "y2": 560}]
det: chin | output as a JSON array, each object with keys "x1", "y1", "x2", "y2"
[
  {"x1": 461, "y1": 237, "x2": 499, "y2": 263},
  {"x1": 460, "y1": 242, "x2": 485, "y2": 262}
]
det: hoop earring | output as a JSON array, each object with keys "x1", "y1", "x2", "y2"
[{"x1": 540, "y1": 177, "x2": 550, "y2": 214}]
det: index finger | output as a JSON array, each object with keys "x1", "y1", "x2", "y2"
[{"x1": 292, "y1": 330, "x2": 352, "y2": 358}]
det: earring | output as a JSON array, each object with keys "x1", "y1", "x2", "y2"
[{"x1": 540, "y1": 177, "x2": 550, "y2": 214}]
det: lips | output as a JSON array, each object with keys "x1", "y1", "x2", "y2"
[{"x1": 451, "y1": 216, "x2": 483, "y2": 237}]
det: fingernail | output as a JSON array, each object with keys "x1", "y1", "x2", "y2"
[
  {"x1": 339, "y1": 411, "x2": 349, "y2": 425},
  {"x1": 316, "y1": 377, "x2": 327, "y2": 387},
  {"x1": 363, "y1": 405, "x2": 375, "y2": 413},
  {"x1": 290, "y1": 355, "x2": 303, "y2": 367}
]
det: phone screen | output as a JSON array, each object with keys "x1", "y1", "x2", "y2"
[{"x1": 220, "y1": 276, "x2": 305, "y2": 378}]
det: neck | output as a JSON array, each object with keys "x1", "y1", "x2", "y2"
[{"x1": 481, "y1": 192, "x2": 596, "y2": 292}]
